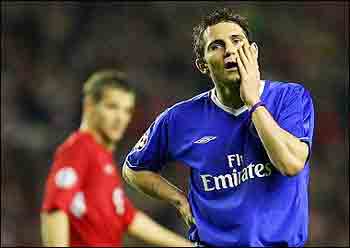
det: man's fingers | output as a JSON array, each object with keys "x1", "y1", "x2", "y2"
[
  {"x1": 243, "y1": 41, "x2": 253, "y2": 63},
  {"x1": 186, "y1": 216, "x2": 196, "y2": 228},
  {"x1": 237, "y1": 56, "x2": 247, "y2": 78},
  {"x1": 180, "y1": 206, "x2": 195, "y2": 227},
  {"x1": 185, "y1": 216, "x2": 195, "y2": 227},
  {"x1": 190, "y1": 215, "x2": 196, "y2": 225},
  {"x1": 250, "y1": 43, "x2": 259, "y2": 68},
  {"x1": 238, "y1": 47, "x2": 249, "y2": 69},
  {"x1": 178, "y1": 198, "x2": 195, "y2": 227}
]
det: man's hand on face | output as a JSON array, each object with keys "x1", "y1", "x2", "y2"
[{"x1": 237, "y1": 40, "x2": 261, "y2": 107}]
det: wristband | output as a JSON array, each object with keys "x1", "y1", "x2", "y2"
[{"x1": 249, "y1": 101, "x2": 265, "y2": 116}]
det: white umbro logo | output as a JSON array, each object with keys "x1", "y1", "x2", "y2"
[{"x1": 194, "y1": 136, "x2": 217, "y2": 144}]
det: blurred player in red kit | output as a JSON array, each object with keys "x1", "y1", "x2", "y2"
[{"x1": 40, "y1": 70, "x2": 193, "y2": 247}]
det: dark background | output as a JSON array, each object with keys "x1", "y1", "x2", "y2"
[{"x1": 1, "y1": 1, "x2": 349, "y2": 246}]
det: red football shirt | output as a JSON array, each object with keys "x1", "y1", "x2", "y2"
[{"x1": 42, "y1": 131, "x2": 137, "y2": 247}]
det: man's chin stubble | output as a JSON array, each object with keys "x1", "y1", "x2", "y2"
[{"x1": 225, "y1": 76, "x2": 241, "y2": 87}]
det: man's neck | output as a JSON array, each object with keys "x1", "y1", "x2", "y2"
[
  {"x1": 80, "y1": 120, "x2": 115, "y2": 151},
  {"x1": 214, "y1": 83, "x2": 245, "y2": 109}
]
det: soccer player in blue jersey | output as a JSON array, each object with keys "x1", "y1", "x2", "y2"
[{"x1": 122, "y1": 8, "x2": 315, "y2": 247}]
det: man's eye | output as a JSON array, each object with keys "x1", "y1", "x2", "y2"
[
  {"x1": 211, "y1": 43, "x2": 223, "y2": 50},
  {"x1": 233, "y1": 39, "x2": 242, "y2": 44}
]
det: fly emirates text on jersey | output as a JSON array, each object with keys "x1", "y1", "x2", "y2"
[{"x1": 200, "y1": 154, "x2": 273, "y2": 191}]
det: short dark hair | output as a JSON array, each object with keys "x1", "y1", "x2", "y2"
[
  {"x1": 192, "y1": 8, "x2": 252, "y2": 62},
  {"x1": 83, "y1": 69, "x2": 135, "y2": 102}
]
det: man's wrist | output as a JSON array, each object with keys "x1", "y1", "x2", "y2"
[
  {"x1": 249, "y1": 101, "x2": 266, "y2": 116},
  {"x1": 246, "y1": 98, "x2": 261, "y2": 109}
]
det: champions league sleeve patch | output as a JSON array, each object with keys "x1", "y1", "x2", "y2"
[
  {"x1": 55, "y1": 167, "x2": 78, "y2": 189},
  {"x1": 133, "y1": 129, "x2": 150, "y2": 152}
]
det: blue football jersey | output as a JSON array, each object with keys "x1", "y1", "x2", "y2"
[{"x1": 125, "y1": 80, "x2": 315, "y2": 247}]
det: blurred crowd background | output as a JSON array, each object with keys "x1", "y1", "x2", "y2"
[{"x1": 2, "y1": 1, "x2": 349, "y2": 247}]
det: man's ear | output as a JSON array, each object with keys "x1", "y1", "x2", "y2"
[
  {"x1": 83, "y1": 96, "x2": 95, "y2": 114},
  {"x1": 195, "y1": 58, "x2": 209, "y2": 74}
]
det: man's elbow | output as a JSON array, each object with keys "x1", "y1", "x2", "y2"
[
  {"x1": 282, "y1": 161, "x2": 305, "y2": 177},
  {"x1": 122, "y1": 163, "x2": 134, "y2": 183},
  {"x1": 122, "y1": 162, "x2": 128, "y2": 178},
  {"x1": 122, "y1": 163, "x2": 146, "y2": 187},
  {"x1": 283, "y1": 141, "x2": 309, "y2": 177}
]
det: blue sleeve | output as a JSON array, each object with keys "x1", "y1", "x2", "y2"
[
  {"x1": 277, "y1": 85, "x2": 315, "y2": 163},
  {"x1": 125, "y1": 109, "x2": 171, "y2": 172}
]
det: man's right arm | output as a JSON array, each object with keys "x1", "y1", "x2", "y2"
[
  {"x1": 122, "y1": 164, "x2": 195, "y2": 228},
  {"x1": 41, "y1": 210, "x2": 69, "y2": 247},
  {"x1": 128, "y1": 210, "x2": 194, "y2": 247}
]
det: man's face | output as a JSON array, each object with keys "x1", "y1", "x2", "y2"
[
  {"x1": 91, "y1": 87, "x2": 135, "y2": 144},
  {"x1": 202, "y1": 21, "x2": 248, "y2": 87}
]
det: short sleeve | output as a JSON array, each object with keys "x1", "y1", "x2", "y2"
[
  {"x1": 277, "y1": 85, "x2": 315, "y2": 163},
  {"x1": 125, "y1": 109, "x2": 171, "y2": 172},
  {"x1": 41, "y1": 142, "x2": 89, "y2": 214}
]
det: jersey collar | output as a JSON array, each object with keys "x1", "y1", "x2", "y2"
[{"x1": 210, "y1": 80, "x2": 265, "y2": 117}]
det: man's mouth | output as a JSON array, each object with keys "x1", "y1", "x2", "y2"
[{"x1": 224, "y1": 61, "x2": 238, "y2": 70}]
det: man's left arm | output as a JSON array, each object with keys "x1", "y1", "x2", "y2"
[
  {"x1": 251, "y1": 105, "x2": 309, "y2": 176},
  {"x1": 237, "y1": 41, "x2": 313, "y2": 176}
]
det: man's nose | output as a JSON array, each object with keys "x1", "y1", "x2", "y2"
[
  {"x1": 224, "y1": 42, "x2": 238, "y2": 57},
  {"x1": 115, "y1": 112, "x2": 127, "y2": 123},
  {"x1": 114, "y1": 112, "x2": 122, "y2": 122}
]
